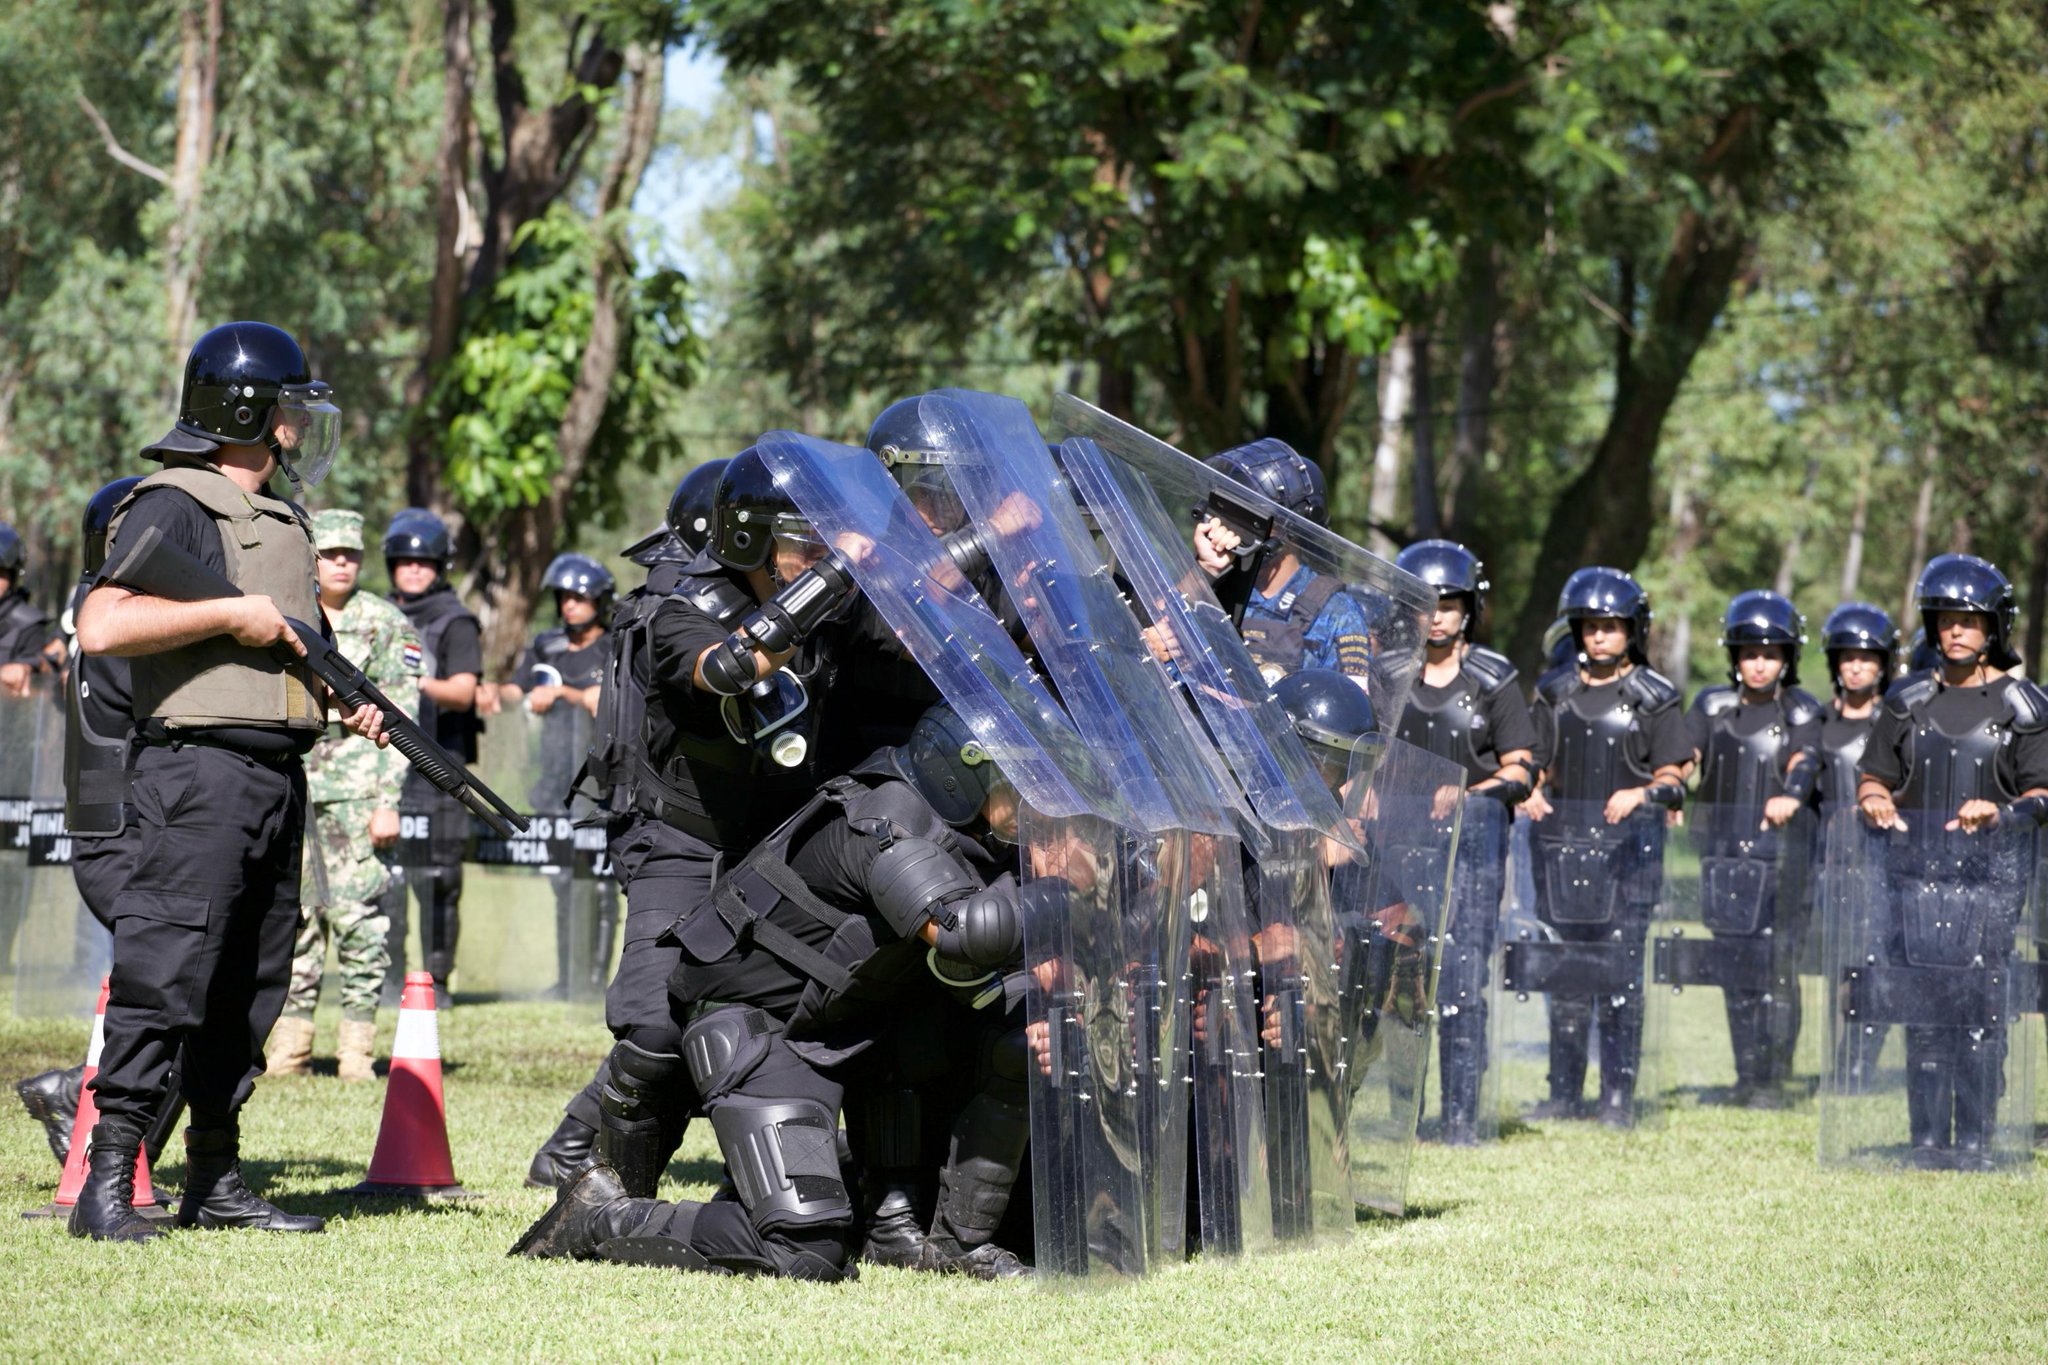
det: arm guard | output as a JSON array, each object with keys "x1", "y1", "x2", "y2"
[
  {"x1": 1781, "y1": 755, "x2": 1818, "y2": 803},
  {"x1": 744, "y1": 553, "x2": 858, "y2": 655},
  {"x1": 867, "y1": 836, "x2": 982, "y2": 942},
  {"x1": 698, "y1": 633, "x2": 762, "y2": 697},
  {"x1": 2005, "y1": 795, "x2": 2048, "y2": 828},
  {"x1": 1642, "y1": 781, "x2": 1685, "y2": 810},
  {"x1": 1478, "y1": 776, "x2": 1531, "y2": 806},
  {"x1": 940, "y1": 524, "x2": 991, "y2": 579}
]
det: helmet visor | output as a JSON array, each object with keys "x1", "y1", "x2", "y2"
[
  {"x1": 273, "y1": 385, "x2": 341, "y2": 487},
  {"x1": 769, "y1": 513, "x2": 831, "y2": 582},
  {"x1": 895, "y1": 466, "x2": 969, "y2": 535},
  {"x1": 1296, "y1": 718, "x2": 1386, "y2": 824}
]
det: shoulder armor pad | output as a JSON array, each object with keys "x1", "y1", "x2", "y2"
[
  {"x1": 675, "y1": 573, "x2": 753, "y2": 626},
  {"x1": 1463, "y1": 645, "x2": 1519, "y2": 694},
  {"x1": 2005, "y1": 678, "x2": 2048, "y2": 733},
  {"x1": 1536, "y1": 665, "x2": 1581, "y2": 704},
  {"x1": 1621, "y1": 668, "x2": 1682, "y2": 713},
  {"x1": 1694, "y1": 684, "x2": 1737, "y2": 719},
  {"x1": 535, "y1": 627, "x2": 571, "y2": 658},
  {"x1": 1886, "y1": 672, "x2": 1938, "y2": 717},
  {"x1": 842, "y1": 777, "x2": 947, "y2": 843},
  {"x1": 1784, "y1": 687, "x2": 1825, "y2": 727}
]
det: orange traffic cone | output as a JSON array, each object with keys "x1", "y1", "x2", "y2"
[
  {"x1": 23, "y1": 978, "x2": 157, "y2": 1220},
  {"x1": 347, "y1": 972, "x2": 474, "y2": 1198}
]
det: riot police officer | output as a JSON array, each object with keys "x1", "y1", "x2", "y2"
[
  {"x1": 1391, "y1": 540, "x2": 1535, "y2": 1144},
  {"x1": 1522, "y1": 567, "x2": 1690, "y2": 1125},
  {"x1": 14, "y1": 477, "x2": 188, "y2": 1177},
  {"x1": 71, "y1": 321, "x2": 383, "y2": 1241},
  {"x1": 381, "y1": 508, "x2": 483, "y2": 1007},
  {"x1": 500, "y1": 553, "x2": 617, "y2": 999},
  {"x1": 0, "y1": 521, "x2": 63, "y2": 693},
  {"x1": 1193, "y1": 440, "x2": 1373, "y2": 686},
  {"x1": 511, "y1": 702, "x2": 1028, "y2": 1281},
  {"x1": 1856, "y1": 555, "x2": 2048, "y2": 1168},
  {"x1": 1816, "y1": 601, "x2": 1897, "y2": 1084},
  {"x1": 1683, "y1": 590, "x2": 1822, "y2": 1104},
  {"x1": 524, "y1": 449, "x2": 863, "y2": 1197}
]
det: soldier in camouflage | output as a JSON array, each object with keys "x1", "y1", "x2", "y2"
[{"x1": 264, "y1": 509, "x2": 421, "y2": 1081}]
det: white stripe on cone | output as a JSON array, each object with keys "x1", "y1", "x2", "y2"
[
  {"x1": 85, "y1": 1006, "x2": 106, "y2": 1067},
  {"x1": 391, "y1": 1004, "x2": 440, "y2": 1061}
]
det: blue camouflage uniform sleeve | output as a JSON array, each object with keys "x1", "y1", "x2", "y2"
[{"x1": 1305, "y1": 589, "x2": 1375, "y2": 680}]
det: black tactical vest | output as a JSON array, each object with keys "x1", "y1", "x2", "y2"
[
  {"x1": 1889, "y1": 674, "x2": 2048, "y2": 814},
  {"x1": 1395, "y1": 646, "x2": 1520, "y2": 783},
  {"x1": 63, "y1": 577, "x2": 134, "y2": 837},
  {"x1": 1818, "y1": 707, "x2": 1876, "y2": 810},
  {"x1": 392, "y1": 583, "x2": 482, "y2": 761},
  {"x1": 1241, "y1": 571, "x2": 1342, "y2": 684},
  {"x1": 1693, "y1": 685, "x2": 1822, "y2": 810},
  {"x1": 0, "y1": 589, "x2": 48, "y2": 664},
  {"x1": 1537, "y1": 666, "x2": 1682, "y2": 806}
]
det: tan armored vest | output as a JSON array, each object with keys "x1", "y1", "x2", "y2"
[{"x1": 108, "y1": 462, "x2": 324, "y2": 732}]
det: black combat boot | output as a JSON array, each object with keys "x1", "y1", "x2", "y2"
[
  {"x1": 918, "y1": 1087, "x2": 1029, "y2": 1280},
  {"x1": 1950, "y1": 1037, "x2": 2003, "y2": 1174},
  {"x1": 176, "y1": 1127, "x2": 324, "y2": 1232},
  {"x1": 859, "y1": 1179, "x2": 929, "y2": 1269},
  {"x1": 509, "y1": 1163, "x2": 705, "y2": 1267},
  {"x1": 1532, "y1": 994, "x2": 1591, "y2": 1119},
  {"x1": 17, "y1": 1065, "x2": 84, "y2": 1165},
  {"x1": 67, "y1": 1121, "x2": 164, "y2": 1243},
  {"x1": 1903, "y1": 1031, "x2": 1953, "y2": 1170},
  {"x1": 526, "y1": 1113, "x2": 598, "y2": 1190}
]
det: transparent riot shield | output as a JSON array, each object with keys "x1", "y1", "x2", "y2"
[
  {"x1": 1496, "y1": 800, "x2": 1668, "y2": 1129},
  {"x1": 1184, "y1": 829, "x2": 1274, "y2": 1258},
  {"x1": 529, "y1": 700, "x2": 616, "y2": 1007},
  {"x1": 1653, "y1": 803, "x2": 1817, "y2": 1108},
  {"x1": 1418, "y1": 795, "x2": 1512, "y2": 1144},
  {"x1": 7, "y1": 681, "x2": 105, "y2": 1018},
  {"x1": 1820, "y1": 809, "x2": 2039, "y2": 1171},
  {"x1": 1049, "y1": 394, "x2": 1435, "y2": 724},
  {"x1": 1344, "y1": 739, "x2": 1463, "y2": 1213}
]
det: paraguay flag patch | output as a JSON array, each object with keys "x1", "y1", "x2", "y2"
[{"x1": 402, "y1": 642, "x2": 425, "y2": 673}]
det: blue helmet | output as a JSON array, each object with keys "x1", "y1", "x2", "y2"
[
  {"x1": 1820, "y1": 602, "x2": 1897, "y2": 692},
  {"x1": 0, "y1": 523, "x2": 22, "y2": 579},
  {"x1": 382, "y1": 507, "x2": 452, "y2": 570},
  {"x1": 541, "y1": 552, "x2": 615, "y2": 615},
  {"x1": 82, "y1": 477, "x2": 146, "y2": 575},
  {"x1": 1558, "y1": 566, "x2": 1652, "y2": 666},
  {"x1": 1396, "y1": 539, "x2": 1488, "y2": 637},
  {"x1": 1720, "y1": 589, "x2": 1806, "y2": 686},
  {"x1": 1915, "y1": 553, "x2": 2019, "y2": 669},
  {"x1": 1204, "y1": 439, "x2": 1327, "y2": 527},
  {"x1": 1272, "y1": 667, "x2": 1382, "y2": 798}
]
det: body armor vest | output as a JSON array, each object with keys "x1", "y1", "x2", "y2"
[
  {"x1": 1395, "y1": 646, "x2": 1519, "y2": 783},
  {"x1": 1890, "y1": 675, "x2": 2048, "y2": 814},
  {"x1": 1693, "y1": 685, "x2": 1822, "y2": 811},
  {"x1": 682, "y1": 771, "x2": 995, "y2": 1045},
  {"x1": 108, "y1": 465, "x2": 321, "y2": 731},
  {"x1": 0, "y1": 590, "x2": 48, "y2": 663},
  {"x1": 63, "y1": 577, "x2": 133, "y2": 837},
  {"x1": 1538, "y1": 667, "x2": 1680, "y2": 807},
  {"x1": 1818, "y1": 707, "x2": 1876, "y2": 810},
  {"x1": 392, "y1": 583, "x2": 481, "y2": 759},
  {"x1": 1241, "y1": 571, "x2": 1342, "y2": 683}
]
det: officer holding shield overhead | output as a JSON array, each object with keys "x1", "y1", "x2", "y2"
[
  {"x1": 1521, "y1": 568, "x2": 1689, "y2": 1126},
  {"x1": 1852, "y1": 555, "x2": 2048, "y2": 1169},
  {"x1": 1391, "y1": 540, "x2": 1535, "y2": 1145},
  {"x1": 70, "y1": 321, "x2": 386, "y2": 1241}
]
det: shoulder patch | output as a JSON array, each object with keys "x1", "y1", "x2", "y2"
[
  {"x1": 1463, "y1": 645, "x2": 1519, "y2": 694},
  {"x1": 1622, "y1": 667, "x2": 1682, "y2": 713},
  {"x1": 2005, "y1": 678, "x2": 2048, "y2": 734}
]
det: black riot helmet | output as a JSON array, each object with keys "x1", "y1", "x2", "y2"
[
  {"x1": 1272, "y1": 667, "x2": 1384, "y2": 806},
  {"x1": 866, "y1": 393, "x2": 978, "y2": 533},
  {"x1": 1203, "y1": 438, "x2": 1328, "y2": 527},
  {"x1": 161, "y1": 322, "x2": 341, "y2": 488},
  {"x1": 0, "y1": 523, "x2": 22, "y2": 579},
  {"x1": 709, "y1": 447, "x2": 822, "y2": 575},
  {"x1": 1542, "y1": 617, "x2": 1576, "y2": 674},
  {"x1": 899, "y1": 703, "x2": 1016, "y2": 832},
  {"x1": 1396, "y1": 539, "x2": 1488, "y2": 640},
  {"x1": 541, "y1": 552, "x2": 615, "y2": 616},
  {"x1": 1905, "y1": 627, "x2": 1941, "y2": 676},
  {"x1": 1558, "y1": 566, "x2": 1653, "y2": 667},
  {"x1": 1915, "y1": 553, "x2": 2020, "y2": 669},
  {"x1": 1719, "y1": 589, "x2": 1806, "y2": 687},
  {"x1": 667, "y1": 458, "x2": 730, "y2": 557},
  {"x1": 1821, "y1": 602, "x2": 1898, "y2": 694},
  {"x1": 382, "y1": 507, "x2": 453, "y2": 573},
  {"x1": 82, "y1": 477, "x2": 145, "y2": 575}
]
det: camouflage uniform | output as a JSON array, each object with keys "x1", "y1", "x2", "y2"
[{"x1": 285, "y1": 511, "x2": 422, "y2": 1023}]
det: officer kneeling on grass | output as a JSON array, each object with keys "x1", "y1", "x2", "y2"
[
  {"x1": 512, "y1": 703, "x2": 1032, "y2": 1281},
  {"x1": 70, "y1": 321, "x2": 387, "y2": 1242}
]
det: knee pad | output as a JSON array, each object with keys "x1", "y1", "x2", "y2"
[
  {"x1": 709, "y1": 1094, "x2": 852, "y2": 1233},
  {"x1": 682, "y1": 1005, "x2": 778, "y2": 1102},
  {"x1": 601, "y1": 1039, "x2": 685, "y2": 1125}
]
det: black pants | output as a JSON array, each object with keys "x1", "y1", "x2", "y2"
[{"x1": 91, "y1": 744, "x2": 305, "y2": 1128}]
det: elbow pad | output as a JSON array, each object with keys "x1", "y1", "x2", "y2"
[
  {"x1": 930, "y1": 885, "x2": 1023, "y2": 971},
  {"x1": 699, "y1": 634, "x2": 760, "y2": 697},
  {"x1": 1480, "y1": 777, "x2": 1531, "y2": 807},
  {"x1": 744, "y1": 553, "x2": 859, "y2": 655},
  {"x1": 1642, "y1": 782, "x2": 1685, "y2": 810},
  {"x1": 868, "y1": 837, "x2": 982, "y2": 942},
  {"x1": 2005, "y1": 795, "x2": 2048, "y2": 828}
]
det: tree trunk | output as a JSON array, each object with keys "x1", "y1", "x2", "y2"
[
  {"x1": 1445, "y1": 242, "x2": 1499, "y2": 542},
  {"x1": 2023, "y1": 465, "x2": 2048, "y2": 680},
  {"x1": 1838, "y1": 461, "x2": 1870, "y2": 602},
  {"x1": 405, "y1": 0, "x2": 478, "y2": 510},
  {"x1": 478, "y1": 41, "x2": 664, "y2": 674},
  {"x1": 1773, "y1": 457, "x2": 1820, "y2": 597},
  {"x1": 163, "y1": 0, "x2": 220, "y2": 386},
  {"x1": 1902, "y1": 451, "x2": 1936, "y2": 629},
  {"x1": 1368, "y1": 333, "x2": 1414, "y2": 558},
  {"x1": 1660, "y1": 456, "x2": 1703, "y2": 687},
  {"x1": 1409, "y1": 331, "x2": 1441, "y2": 541}
]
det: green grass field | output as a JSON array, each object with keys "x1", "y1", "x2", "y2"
[{"x1": 4, "y1": 970, "x2": 2046, "y2": 1363}]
